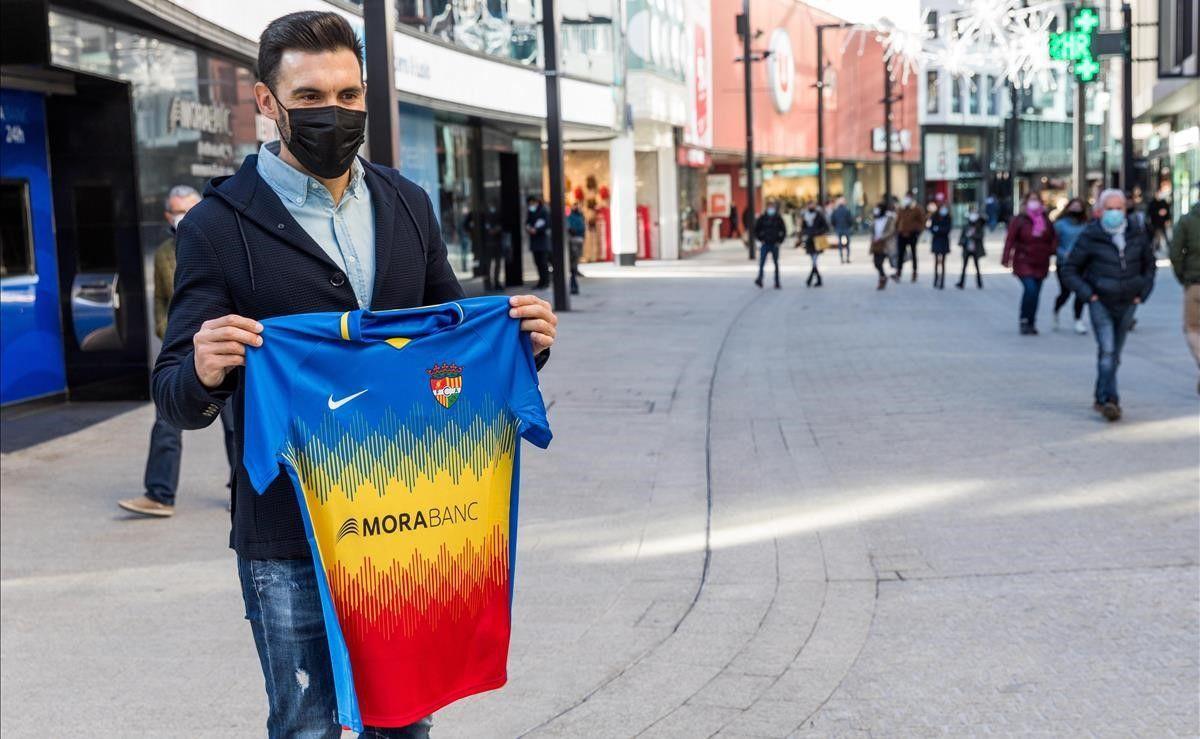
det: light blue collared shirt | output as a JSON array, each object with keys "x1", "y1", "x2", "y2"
[{"x1": 256, "y1": 142, "x2": 375, "y2": 308}]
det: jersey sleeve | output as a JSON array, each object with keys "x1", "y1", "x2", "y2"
[
  {"x1": 242, "y1": 325, "x2": 294, "y2": 493},
  {"x1": 509, "y1": 328, "x2": 552, "y2": 448}
]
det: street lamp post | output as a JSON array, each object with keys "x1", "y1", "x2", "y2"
[
  {"x1": 363, "y1": 0, "x2": 400, "y2": 168},
  {"x1": 542, "y1": 0, "x2": 570, "y2": 311},
  {"x1": 1120, "y1": 2, "x2": 1134, "y2": 194},
  {"x1": 739, "y1": 0, "x2": 757, "y2": 260},
  {"x1": 883, "y1": 59, "x2": 895, "y2": 204},
  {"x1": 815, "y1": 22, "x2": 854, "y2": 206}
]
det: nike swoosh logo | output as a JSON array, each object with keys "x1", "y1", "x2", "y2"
[{"x1": 327, "y1": 389, "x2": 368, "y2": 410}]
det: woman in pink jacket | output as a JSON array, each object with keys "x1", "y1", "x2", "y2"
[{"x1": 1002, "y1": 191, "x2": 1060, "y2": 335}]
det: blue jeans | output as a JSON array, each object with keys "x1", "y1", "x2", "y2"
[
  {"x1": 144, "y1": 406, "x2": 235, "y2": 505},
  {"x1": 1088, "y1": 301, "x2": 1137, "y2": 405},
  {"x1": 237, "y1": 557, "x2": 433, "y2": 738},
  {"x1": 835, "y1": 230, "x2": 851, "y2": 261},
  {"x1": 1018, "y1": 276, "x2": 1044, "y2": 327},
  {"x1": 757, "y1": 241, "x2": 780, "y2": 284}
]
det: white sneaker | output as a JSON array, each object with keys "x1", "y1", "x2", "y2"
[{"x1": 1074, "y1": 319, "x2": 1088, "y2": 335}]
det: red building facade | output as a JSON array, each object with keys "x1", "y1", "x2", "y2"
[{"x1": 705, "y1": 0, "x2": 921, "y2": 234}]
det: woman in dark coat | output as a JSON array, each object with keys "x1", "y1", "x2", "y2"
[
  {"x1": 928, "y1": 200, "x2": 953, "y2": 289},
  {"x1": 956, "y1": 208, "x2": 987, "y2": 289},
  {"x1": 798, "y1": 202, "x2": 830, "y2": 287},
  {"x1": 1002, "y1": 191, "x2": 1059, "y2": 334}
]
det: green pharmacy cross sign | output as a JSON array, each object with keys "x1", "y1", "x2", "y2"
[{"x1": 1049, "y1": 6, "x2": 1102, "y2": 83}]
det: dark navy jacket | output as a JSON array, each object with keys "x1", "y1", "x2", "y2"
[
  {"x1": 1061, "y1": 220, "x2": 1156, "y2": 308},
  {"x1": 154, "y1": 154, "x2": 467, "y2": 559}
]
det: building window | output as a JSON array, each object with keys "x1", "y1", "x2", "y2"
[
  {"x1": 969, "y1": 74, "x2": 981, "y2": 114},
  {"x1": 0, "y1": 181, "x2": 34, "y2": 278},
  {"x1": 986, "y1": 76, "x2": 999, "y2": 115},
  {"x1": 926, "y1": 70, "x2": 940, "y2": 114},
  {"x1": 926, "y1": 10, "x2": 938, "y2": 39},
  {"x1": 952, "y1": 76, "x2": 963, "y2": 114},
  {"x1": 1176, "y1": 0, "x2": 1195, "y2": 66}
]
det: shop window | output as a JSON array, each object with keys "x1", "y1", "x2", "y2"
[
  {"x1": 73, "y1": 185, "x2": 120, "y2": 273},
  {"x1": 0, "y1": 181, "x2": 34, "y2": 278}
]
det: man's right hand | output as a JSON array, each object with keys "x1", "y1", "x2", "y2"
[{"x1": 194, "y1": 315, "x2": 263, "y2": 389}]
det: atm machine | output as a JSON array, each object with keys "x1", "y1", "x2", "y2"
[{"x1": 1, "y1": 2, "x2": 149, "y2": 405}]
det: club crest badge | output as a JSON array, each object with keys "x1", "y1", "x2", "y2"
[{"x1": 427, "y1": 362, "x2": 463, "y2": 409}]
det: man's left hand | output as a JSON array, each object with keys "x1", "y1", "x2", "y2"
[{"x1": 510, "y1": 295, "x2": 557, "y2": 355}]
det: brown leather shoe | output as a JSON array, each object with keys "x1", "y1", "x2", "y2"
[{"x1": 118, "y1": 495, "x2": 175, "y2": 518}]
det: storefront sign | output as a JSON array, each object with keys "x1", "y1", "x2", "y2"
[
  {"x1": 167, "y1": 97, "x2": 232, "y2": 136},
  {"x1": 871, "y1": 127, "x2": 912, "y2": 153},
  {"x1": 706, "y1": 173, "x2": 731, "y2": 216},
  {"x1": 766, "y1": 29, "x2": 795, "y2": 114},
  {"x1": 923, "y1": 133, "x2": 959, "y2": 180},
  {"x1": 763, "y1": 162, "x2": 818, "y2": 179},
  {"x1": 255, "y1": 114, "x2": 276, "y2": 143},
  {"x1": 677, "y1": 146, "x2": 710, "y2": 168},
  {"x1": 685, "y1": 19, "x2": 712, "y2": 148}
]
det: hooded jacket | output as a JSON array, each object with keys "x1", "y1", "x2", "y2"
[
  {"x1": 1061, "y1": 220, "x2": 1156, "y2": 307},
  {"x1": 152, "y1": 153, "x2": 468, "y2": 559}
]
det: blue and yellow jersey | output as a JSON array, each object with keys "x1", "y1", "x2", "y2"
[{"x1": 243, "y1": 296, "x2": 551, "y2": 731}]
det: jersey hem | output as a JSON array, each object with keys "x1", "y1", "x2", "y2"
[
  {"x1": 230, "y1": 537, "x2": 313, "y2": 560},
  {"x1": 356, "y1": 673, "x2": 508, "y2": 728}
]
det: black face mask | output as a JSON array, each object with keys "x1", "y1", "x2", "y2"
[{"x1": 274, "y1": 95, "x2": 367, "y2": 179}]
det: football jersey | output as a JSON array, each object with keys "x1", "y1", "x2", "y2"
[{"x1": 243, "y1": 295, "x2": 551, "y2": 731}]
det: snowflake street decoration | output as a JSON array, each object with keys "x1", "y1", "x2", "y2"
[
  {"x1": 994, "y1": 4, "x2": 1060, "y2": 89},
  {"x1": 841, "y1": 0, "x2": 1072, "y2": 88},
  {"x1": 874, "y1": 17, "x2": 930, "y2": 84}
]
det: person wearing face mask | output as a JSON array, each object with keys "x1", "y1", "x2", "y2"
[
  {"x1": 1061, "y1": 189, "x2": 1157, "y2": 421},
  {"x1": 1169, "y1": 199, "x2": 1200, "y2": 390},
  {"x1": 799, "y1": 202, "x2": 830, "y2": 287},
  {"x1": 893, "y1": 194, "x2": 926, "y2": 282},
  {"x1": 118, "y1": 185, "x2": 238, "y2": 519},
  {"x1": 1002, "y1": 192, "x2": 1059, "y2": 334},
  {"x1": 150, "y1": 12, "x2": 558, "y2": 737},
  {"x1": 525, "y1": 195, "x2": 552, "y2": 289},
  {"x1": 927, "y1": 196, "x2": 952, "y2": 289},
  {"x1": 869, "y1": 202, "x2": 897, "y2": 290},
  {"x1": 1052, "y1": 198, "x2": 1090, "y2": 334},
  {"x1": 482, "y1": 201, "x2": 506, "y2": 291},
  {"x1": 753, "y1": 199, "x2": 787, "y2": 288},
  {"x1": 956, "y1": 207, "x2": 987, "y2": 289},
  {"x1": 830, "y1": 197, "x2": 854, "y2": 263},
  {"x1": 566, "y1": 203, "x2": 586, "y2": 295}
]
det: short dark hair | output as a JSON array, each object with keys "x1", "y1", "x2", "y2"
[{"x1": 257, "y1": 11, "x2": 363, "y2": 90}]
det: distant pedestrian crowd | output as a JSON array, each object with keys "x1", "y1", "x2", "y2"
[{"x1": 739, "y1": 186, "x2": 1200, "y2": 423}]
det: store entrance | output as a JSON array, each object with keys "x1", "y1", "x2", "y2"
[
  {"x1": 46, "y1": 73, "x2": 149, "y2": 400},
  {"x1": 498, "y1": 151, "x2": 524, "y2": 287}
]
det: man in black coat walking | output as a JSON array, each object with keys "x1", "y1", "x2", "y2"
[
  {"x1": 152, "y1": 12, "x2": 558, "y2": 737},
  {"x1": 754, "y1": 199, "x2": 787, "y2": 289},
  {"x1": 1061, "y1": 189, "x2": 1156, "y2": 421}
]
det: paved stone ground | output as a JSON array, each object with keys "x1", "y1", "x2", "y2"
[{"x1": 2, "y1": 235, "x2": 1197, "y2": 738}]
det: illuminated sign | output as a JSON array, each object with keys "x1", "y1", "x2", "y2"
[{"x1": 1048, "y1": 6, "x2": 1101, "y2": 83}]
